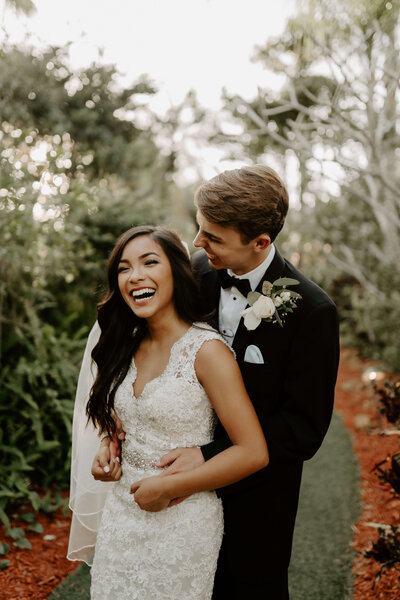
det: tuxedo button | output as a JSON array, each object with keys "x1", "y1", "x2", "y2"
[{"x1": 233, "y1": 296, "x2": 237, "y2": 301}]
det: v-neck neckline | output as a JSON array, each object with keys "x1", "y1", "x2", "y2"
[{"x1": 131, "y1": 325, "x2": 192, "y2": 400}]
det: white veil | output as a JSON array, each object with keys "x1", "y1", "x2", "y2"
[{"x1": 67, "y1": 321, "x2": 112, "y2": 566}]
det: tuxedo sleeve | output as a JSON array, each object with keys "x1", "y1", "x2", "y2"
[{"x1": 201, "y1": 301, "x2": 340, "y2": 464}]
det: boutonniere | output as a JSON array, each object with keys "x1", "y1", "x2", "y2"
[{"x1": 241, "y1": 278, "x2": 302, "y2": 330}]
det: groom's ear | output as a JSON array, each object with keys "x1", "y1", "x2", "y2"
[{"x1": 254, "y1": 233, "x2": 271, "y2": 252}]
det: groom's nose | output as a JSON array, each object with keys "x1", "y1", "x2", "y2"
[{"x1": 193, "y1": 230, "x2": 205, "y2": 248}]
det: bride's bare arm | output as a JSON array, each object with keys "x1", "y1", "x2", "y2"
[{"x1": 130, "y1": 340, "x2": 269, "y2": 511}]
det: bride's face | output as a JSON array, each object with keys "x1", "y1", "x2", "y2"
[{"x1": 117, "y1": 235, "x2": 175, "y2": 320}]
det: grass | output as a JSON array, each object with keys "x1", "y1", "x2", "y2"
[{"x1": 50, "y1": 410, "x2": 360, "y2": 599}]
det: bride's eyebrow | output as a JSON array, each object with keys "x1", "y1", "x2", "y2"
[{"x1": 140, "y1": 252, "x2": 160, "y2": 259}]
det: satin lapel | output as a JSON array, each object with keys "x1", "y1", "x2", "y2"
[{"x1": 232, "y1": 249, "x2": 286, "y2": 358}]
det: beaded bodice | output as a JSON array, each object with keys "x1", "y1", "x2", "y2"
[{"x1": 113, "y1": 323, "x2": 226, "y2": 478}]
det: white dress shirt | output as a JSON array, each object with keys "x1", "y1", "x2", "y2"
[{"x1": 219, "y1": 244, "x2": 276, "y2": 345}]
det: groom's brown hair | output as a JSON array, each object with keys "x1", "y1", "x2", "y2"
[{"x1": 194, "y1": 164, "x2": 289, "y2": 243}]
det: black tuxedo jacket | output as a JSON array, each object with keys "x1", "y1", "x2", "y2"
[{"x1": 192, "y1": 248, "x2": 340, "y2": 498}]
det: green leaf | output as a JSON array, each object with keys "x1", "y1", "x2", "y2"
[
  {"x1": 13, "y1": 537, "x2": 32, "y2": 550},
  {"x1": 28, "y1": 522, "x2": 44, "y2": 534},
  {"x1": 21, "y1": 512, "x2": 35, "y2": 523},
  {"x1": 274, "y1": 311, "x2": 284, "y2": 328},
  {"x1": 273, "y1": 277, "x2": 300, "y2": 287},
  {"x1": 0, "y1": 542, "x2": 10, "y2": 555},
  {"x1": 288, "y1": 290, "x2": 302, "y2": 299},
  {"x1": 8, "y1": 527, "x2": 25, "y2": 540},
  {"x1": 0, "y1": 560, "x2": 10, "y2": 570},
  {"x1": 247, "y1": 291, "x2": 261, "y2": 306},
  {"x1": 0, "y1": 507, "x2": 10, "y2": 529},
  {"x1": 37, "y1": 440, "x2": 61, "y2": 452}
]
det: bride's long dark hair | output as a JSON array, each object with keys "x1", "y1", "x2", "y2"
[{"x1": 86, "y1": 225, "x2": 211, "y2": 435}]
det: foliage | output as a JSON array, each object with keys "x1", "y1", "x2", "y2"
[
  {"x1": 0, "y1": 40, "x2": 183, "y2": 522},
  {"x1": 220, "y1": 0, "x2": 400, "y2": 372},
  {"x1": 364, "y1": 525, "x2": 400, "y2": 583},
  {"x1": 376, "y1": 381, "x2": 400, "y2": 426},
  {"x1": 374, "y1": 452, "x2": 400, "y2": 498}
]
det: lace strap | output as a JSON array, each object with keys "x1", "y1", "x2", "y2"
[{"x1": 170, "y1": 323, "x2": 234, "y2": 383}]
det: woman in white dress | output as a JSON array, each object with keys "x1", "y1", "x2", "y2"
[{"x1": 68, "y1": 225, "x2": 268, "y2": 599}]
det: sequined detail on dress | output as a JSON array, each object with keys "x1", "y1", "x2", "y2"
[{"x1": 90, "y1": 324, "x2": 229, "y2": 600}]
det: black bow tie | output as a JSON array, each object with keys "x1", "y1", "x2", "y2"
[{"x1": 218, "y1": 270, "x2": 251, "y2": 297}]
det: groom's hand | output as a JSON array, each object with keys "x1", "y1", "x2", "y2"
[
  {"x1": 156, "y1": 447, "x2": 204, "y2": 475},
  {"x1": 156, "y1": 447, "x2": 204, "y2": 507}
]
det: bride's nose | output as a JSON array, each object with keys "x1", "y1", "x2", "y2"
[{"x1": 128, "y1": 265, "x2": 145, "y2": 283}]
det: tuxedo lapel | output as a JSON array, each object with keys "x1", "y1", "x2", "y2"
[{"x1": 232, "y1": 249, "x2": 286, "y2": 358}]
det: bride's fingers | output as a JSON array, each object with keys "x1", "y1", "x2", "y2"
[
  {"x1": 109, "y1": 438, "x2": 121, "y2": 461},
  {"x1": 107, "y1": 457, "x2": 119, "y2": 478},
  {"x1": 168, "y1": 496, "x2": 189, "y2": 507}
]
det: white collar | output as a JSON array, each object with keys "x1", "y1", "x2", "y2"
[{"x1": 227, "y1": 244, "x2": 276, "y2": 291}]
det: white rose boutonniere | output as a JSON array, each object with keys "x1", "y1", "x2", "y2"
[{"x1": 241, "y1": 277, "x2": 302, "y2": 330}]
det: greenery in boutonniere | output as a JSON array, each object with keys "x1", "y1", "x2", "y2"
[{"x1": 241, "y1": 278, "x2": 302, "y2": 330}]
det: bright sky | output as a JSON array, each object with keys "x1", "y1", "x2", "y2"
[
  {"x1": 1, "y1": 0, "x2": 297, "y2": 182},
  {"x1": 2, "y1": 0, "x2": 296, "y2": 110}
]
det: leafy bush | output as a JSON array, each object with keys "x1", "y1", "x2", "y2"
[{"x1": 0, "y1": 41, "x2": 182, "y2": 522}]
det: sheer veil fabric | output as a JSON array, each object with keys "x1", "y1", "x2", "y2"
[{"x1": 67, "y1": 321, "x2": 111, "y2": 566}]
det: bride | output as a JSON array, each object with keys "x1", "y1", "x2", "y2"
[{"x1": 68, "y1": 225, "x2": 268, "y2": 599}]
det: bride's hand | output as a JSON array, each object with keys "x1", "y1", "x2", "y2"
[
  {"x1": 130, "y1": 477, "x2": 171, "y2": 512},
  {"x1": 91, "y1": 439, "x2": 122, "y2": 482}
]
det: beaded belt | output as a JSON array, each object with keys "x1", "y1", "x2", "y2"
[{"x1": 122, "y1": 446, "x2": 158, "y2": 471}]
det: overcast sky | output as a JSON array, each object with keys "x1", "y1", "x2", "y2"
[{"x1": 1, "y1": 0, "x2": 296, "y2": 110}]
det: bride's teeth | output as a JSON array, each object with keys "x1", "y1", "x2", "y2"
[{"x1": 131, "y1": 288, "x2": 155, "y2": 300}]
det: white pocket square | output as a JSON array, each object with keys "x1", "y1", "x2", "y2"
[{"x1": 243, "y1": 345, "x2": 264, "y2": 364}]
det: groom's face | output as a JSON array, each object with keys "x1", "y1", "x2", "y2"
[{"x1": 193, "y1": 211, "x2": 258, "y2": 275}]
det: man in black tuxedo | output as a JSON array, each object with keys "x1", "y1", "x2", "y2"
[{"x1": 156, "y1": 164, "x2": 340, "y2": 599}]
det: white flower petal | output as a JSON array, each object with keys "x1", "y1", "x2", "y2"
[
  {"x1": 253, "y1": 295, "x2": 276, "y2": 318},
  {"x1": 241, "y1": 307, "x2": 262, "y2": 330}
]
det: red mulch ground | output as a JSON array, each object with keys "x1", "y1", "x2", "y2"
[
  {"x1": 0, "y1": 495, "x2": 79, "y2": 599},
  {"x1": 1, "y1": 346, "x2": 399, "y2": 599},
  {"x1": 335, "y1": 348, "x2": 400, "y2": 599}
]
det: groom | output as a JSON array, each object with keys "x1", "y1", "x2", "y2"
[
  {"x1": 155, "y1": 165, "x2": 339, "y2": 599},
  {"x1": 94, "y1": 165, "x2": 340, "y2": 599}
]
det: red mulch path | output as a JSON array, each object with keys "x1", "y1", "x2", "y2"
[
  {"x1": 1, "y1": 346, "x2": 399, "y2": 599},
  {"x1": 0, "y1": 495, "x2": 79, "y2": 600},
  {"x1": 335, "y1": 348, "x2": 400, "y2": 599}
]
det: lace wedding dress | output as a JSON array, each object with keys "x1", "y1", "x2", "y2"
[{"x1": 90, "y1": 324, "x2": 226, "y2": 600}]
